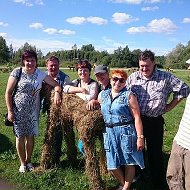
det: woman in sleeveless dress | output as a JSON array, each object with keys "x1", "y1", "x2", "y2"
[{"x1": 98, "y1": 69, "x2": 145, "y2": 190}]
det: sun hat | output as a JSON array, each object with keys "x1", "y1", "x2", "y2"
[{"x1": 94, "y1": 65, "x2": 108, "y2": 75}]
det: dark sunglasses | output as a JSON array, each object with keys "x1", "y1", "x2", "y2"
[{"x1": 112, "y1": 77, "x2": 125, "y2": 83}]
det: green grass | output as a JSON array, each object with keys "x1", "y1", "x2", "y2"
[{"x1": 0, "y1": 69, "x2": 189, "y2": 190}]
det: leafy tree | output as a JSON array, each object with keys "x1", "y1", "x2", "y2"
[
  {"x1": 81, "y1": 44, "x2": 95, "y2": 52},
  {"x1": 0, "y1": 36, "x2": 10, "y2": 64}
]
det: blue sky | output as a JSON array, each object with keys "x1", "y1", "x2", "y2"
[{"x1": 0, "y1": 0, "x2": 190, "y2": 56}]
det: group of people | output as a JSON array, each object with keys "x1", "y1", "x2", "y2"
[{"x1": 5, "y1": 49, "x2": 190, "y2": 190}]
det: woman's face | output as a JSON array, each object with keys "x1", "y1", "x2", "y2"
[
  {"x1": 77, "y1": 68, "x2": 90, "y2": 80},
  {"x1": 111, "y1": 74, "x2": 126, "y2": 92},
  {"x1": 23, "y1": 57, "x2": 36, "y2": 73}
]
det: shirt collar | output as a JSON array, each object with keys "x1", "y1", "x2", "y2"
[
  {"x1": 138, "y1": 68, "x2": 158, "y2": 80},
  {"x1": 47, "y1": 71, "x2": 60, "y2": 80}
]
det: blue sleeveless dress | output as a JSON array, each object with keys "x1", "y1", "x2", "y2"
[{"x1": 100, "y1": 87, "x2": 144, "y2": 170}]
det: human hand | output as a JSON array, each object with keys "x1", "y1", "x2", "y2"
[
  {"x1": 137, "y1": 138, "x2": 144, "y2": 151},
  {"x1": 86, "y1": 100, "x2": 100, "y2": 110},
  {"x1": 8, "y1": 111, "x2": 15, "y2": 122},
  {"x1": 80, "y1": 88, "x2": 88, "y2": 94},
  {"x1": 54, "y1": 92, "x2": 62, "y2": 106}
]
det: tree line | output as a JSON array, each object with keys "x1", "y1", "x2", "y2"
[{"x1": 0, "y1": 36, "x2": 190, "y2": 69}]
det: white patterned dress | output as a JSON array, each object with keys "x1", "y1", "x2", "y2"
[{"x1": 11, "y1": 68, "x2": 47, "y2": 137}]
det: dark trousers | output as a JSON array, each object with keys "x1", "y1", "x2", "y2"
[{"x1": 141, "y1": 115, "x2": 166, "y2": 188}]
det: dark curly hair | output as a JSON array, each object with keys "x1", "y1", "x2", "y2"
[
  {"x1": 139, "y1": 49, "x2": 155, "y2": 62},
  {"x1": 76, "y1": 60, "x2": 92, "y2": 72},
  {"x1": 21, "y1": 49, "x2": 38, "y2": 66},
  {"x1": 45, "y1": 55, "x2": 59, "y2": 64}
]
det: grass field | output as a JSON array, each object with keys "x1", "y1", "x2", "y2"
[{"x1": 0, "y1": 68, "x2": 189, "y2": 190}]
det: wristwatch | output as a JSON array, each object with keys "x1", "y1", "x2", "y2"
[{"x1": 137, "y1": 135, "x2": 144, "y2": 139}]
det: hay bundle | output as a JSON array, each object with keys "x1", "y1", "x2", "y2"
[{"x1": 40, "y1": 84, "x2": 107, "y2": 190}]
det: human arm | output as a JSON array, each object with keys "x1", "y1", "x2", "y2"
[
  {"x1": 67, "y1": 86, "x2": 88, "y2": 94},
  {"x1": 76, "y1": 81, "x2": 99, "y2": 101},
  {"x1": 165, "y1": 74, "x2": 190, "y2": 113},
  {"x1": 5, "y1": 76, "x2": 17, "y2": 122},
  {"x1": 164, "y1": 98, "x2": 183, "y2": 113},
  {"x1": 63, "y1": 79, "x2": 88, "y2": 94},
  {"x1": 44, "y1": 75, "x2": 62, "y2": 106},
  {"x1": 129, "y1": 93, "x2": 144, "y2": 151}
]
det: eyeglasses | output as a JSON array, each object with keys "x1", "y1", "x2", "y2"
[{"x1": 112, "y1": 77, "x2": 125, "y2": 83}]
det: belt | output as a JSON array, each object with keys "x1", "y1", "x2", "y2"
[
  {"x1": 105, "y1": 120, "x2": 134, "y2": 128},
  {"x1": 141, "y1": 115, "x2": 163, "y2": 119}
]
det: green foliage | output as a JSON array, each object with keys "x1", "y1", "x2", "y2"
[
  {"x1": 1, "y1": 35, "x2": 190, "y2": 70},
  {"x1": 165, "y1": 42, "x2": 190, "y2": 69},
  {"x1": 0, "y1": 36, "x2": 10, "y2": 64}
]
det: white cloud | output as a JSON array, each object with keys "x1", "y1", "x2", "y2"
[
  {"x1": 112, "y1": 12, "x2": 139, "y2": 24},
  {"x1": 110, "y1": 0, "x2": 161, "y2": 4},
  {"x1": 29, "y1": 23, "x2": 75, "y2": 35},
  {"x1": 35, "y1": 0, "x2": 44, "y2": 5},
  {"x1": 13, "y1": 0, "x2": 44, "y2": 6},
  {"x1": 0, "y1": 32, "x2": 7, "y2": 37},
  {"x1": 110, "y1": 0, "x2": 143, "y2": 4},
  {"x1": 58, "y1": 29, "x2": 75, "y2": 35},
  {"x1": 29, "y1": 22, "x2": 43, "y2": 29},
  {"x1": 126, "y1": 18, "x2": 177, "y2": 34},
  {"x1": 144, "y1": 0, "x2": 160, "y2": 3},
  {"x1": 43, "y1": 28, "x2": 58, "y2": 35},
  {"x1": 66, "y1": 16, "x2": 108, "y2": 25},
  {"x1": 0, "y1": 22, "x2": 9, "y2": 27},
  {"x1": 6, "y1": 38, "x2": 75, "y2": 55},
  {"x1": 66, "y1": 17, "x2": 86, "y2": 25},
  {"x1": 127, "y1": 26, "x2": 147, "y2": 33},
  {"x1": 148, "y1": 18, "x2": 177, "y2": 33},
  {"x1": 86, "y1": 17, "x2": 108, "y2": 25},
  {"x1": 182, "y1": 18, "x2": 190, "y2": 23},
  {"x1": 43, "y1": 28, "x2": 75, "y2": 35},
  {"x1": 13, "y1": 0, "x2": 25, "y2": 3},
  {"x1": 141, "y1": 6, "x2": 159, "y2": 11}
]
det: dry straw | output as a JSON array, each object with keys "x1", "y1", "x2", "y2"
[{"x1": 40, "y1": 83, "x2": 107, "y2": 190}]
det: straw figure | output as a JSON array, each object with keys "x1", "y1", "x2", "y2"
[{"x1": 40, "y1": 83, "x2": 107, "y2": 190}]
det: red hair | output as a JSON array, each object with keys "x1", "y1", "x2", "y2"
[{"x1": 110, "y1": 69, "x2": 128, "y2": 80}]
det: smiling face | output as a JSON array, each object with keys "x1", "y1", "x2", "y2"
[
  {"x1": 110, "y1": 70, "x2": 127, "y2": 93},
  {"x1": 78, "y1": 67, "x2": 90, "y2": 81},
  {"x1": 47, "y1": 60, "x2": 59, "y2": 78},
  {"x1": 76, "y1": 60, "x2": 91, "y2": 81},
  {"x1": 95, "y1": 72, "x2": 109, "y2": 87},
  {"x1": 139, "y1": 58, "x2": 155, "y2": 79},
  {"x1": 23, "y1": 56, "x2": 37, "y2": 74}
]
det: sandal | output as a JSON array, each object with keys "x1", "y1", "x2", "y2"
[
  {"x1": 27, "y1": 163, "x2": 33, "y2": 171},
  {"x1": 19, "y1": 165, "x2": 26, "y2": 173}
]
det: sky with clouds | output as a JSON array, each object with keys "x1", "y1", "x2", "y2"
[{"x1": 0, "y1": 0, "x2": 190, "y2": 56}]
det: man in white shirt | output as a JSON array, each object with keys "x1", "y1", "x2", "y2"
[{"x1": 166, "y1": 93, "x2": 190, "y2": 190}]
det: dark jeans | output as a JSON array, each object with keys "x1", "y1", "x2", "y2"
[{"x1": 141, "y1": 115, "x2": 167, "y2": 188}]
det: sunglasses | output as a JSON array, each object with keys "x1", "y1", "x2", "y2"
[{"x1": 112, "y1": 77, "x2": 125, "y2": 83}]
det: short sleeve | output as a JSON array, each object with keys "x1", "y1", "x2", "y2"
[{"x1": 10, "y1": 67, "x2": 21, "y2": 79}]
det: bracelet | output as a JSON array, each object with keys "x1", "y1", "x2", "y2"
[{"x1": 137, "y1": 135, "x2": 144, "y2": 139}]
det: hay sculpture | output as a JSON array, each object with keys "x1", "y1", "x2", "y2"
[{"x1": 40, "y1": 83, "x2": 107, "y2": 190}]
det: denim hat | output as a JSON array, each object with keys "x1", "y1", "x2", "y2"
[{"x1": 94, "y1": 65, "x2": 108, "y2": 75}]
